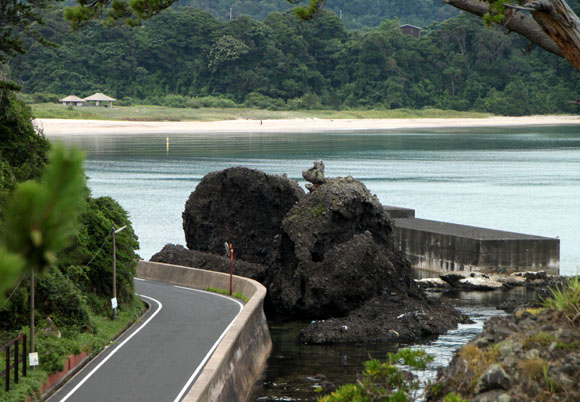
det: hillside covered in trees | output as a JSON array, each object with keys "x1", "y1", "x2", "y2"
[
  {"x1": 178, "y1": 0, "x2": 459, "y2": 29},
  {"x1": 8, "y1": 5, "x2": 580, "y2": 115}
]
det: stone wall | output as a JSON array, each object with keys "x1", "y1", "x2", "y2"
[{"x1": 136, "y1": 261, "x2": 272, "y2": 402}]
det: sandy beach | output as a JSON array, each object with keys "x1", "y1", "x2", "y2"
[{"x1": 35, "y1": 115, "x2": 580, "y2": 136}]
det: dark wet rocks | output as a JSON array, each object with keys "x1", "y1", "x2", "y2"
[
  {"x1": 156, "y1": 164, "x2": 469, "y2": 344},
  {"x1": 300, "y1": 291, "x2": 470, "y2": 344},
  {"x1": 426, "y1": 308, "x2": 580, "y2": 401}
]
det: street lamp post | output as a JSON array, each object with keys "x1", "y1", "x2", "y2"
[
  {"x1": 112, "y1": 225, "x2": 127, "y2": 320},
  {"x1": 30, "y1": 270, "x2": 35, "y2": 357}
]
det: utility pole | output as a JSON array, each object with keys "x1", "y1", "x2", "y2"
[
  {"x1": 112, "y1": 225, "x2": 117, "y2": 320},
  {"x1": 230, "y1": 7, "x2": 233, "y2": 20},
  {"x1": 112, "y1": 225, "x2": 126, "y2": 320}
]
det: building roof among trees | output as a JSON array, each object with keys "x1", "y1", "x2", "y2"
[
  {"x1": 59, "y1": 95, "x2": 85, "y2": 102},
  {"x1": 399, "y1": 24, "x2": 421, "y2": 30},
  {"x1": 84, "y1": 92, "x2": 116, "y2": 102}
]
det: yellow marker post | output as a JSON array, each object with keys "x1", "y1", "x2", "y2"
[{"x1": 166, "y1": 137, "x2": 169, "y2": 152}]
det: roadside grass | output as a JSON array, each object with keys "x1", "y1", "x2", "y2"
[
  {"x1": 0, "y1": 298, "x2": 145, "y2": 402},
  {"x1": 205, "y1": 287, "x2": 248, "y2": 303},
  {"x1": 30, "y1": 103, "x2": 493, "y2": 122}
]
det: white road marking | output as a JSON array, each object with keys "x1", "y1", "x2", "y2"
[
  {"x1": 171, "y1": 285, "x2": 244, "y2": 402},
  {"x1": 57, "y1": 294, "x2": 163, "y2": 402}
]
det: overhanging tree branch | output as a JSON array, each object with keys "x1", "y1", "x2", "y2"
[
  {"x1": 524, "y1": 0, "x2": 580, "y2": 72},
  {"x1": 443, "y1": 0, "x2": 563, "y2": 57}
]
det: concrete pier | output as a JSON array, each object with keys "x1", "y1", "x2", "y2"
[{"x1": 384, "y1": 207, "x2": 559, "y2": 276}]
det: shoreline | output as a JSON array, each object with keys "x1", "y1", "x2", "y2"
[{"x1": 35, "y1": 115, "x2": 580, "y2": 136}]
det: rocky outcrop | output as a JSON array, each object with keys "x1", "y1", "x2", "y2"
[
  {"x1": 426, "y1": 307, "x2": 580, "y2": 401},
  {"x1": 182, "y1": 167, "x2": 304, "y2": 267},
  {"x1": 158, "y1": 163, "x2": 468, "y2": 344},
  {"x1": 300, "y1": 290, "x2": 469, "y2": 344}
]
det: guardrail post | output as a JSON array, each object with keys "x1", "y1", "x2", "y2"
[
  {"x1": 22, "y1": 334, "x2": 27, "y2": 378},
  {"x1": 14, "y1": 338, "x2": 19, "y2": 385}
]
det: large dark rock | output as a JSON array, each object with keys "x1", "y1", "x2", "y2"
[
  {"x1": 281, "y1": 176, "x2": 393, "y2": 265},
  {"x1": 158, "y1": 165, "x2": 468, "y2": 344},
  {"x1": 182, "y1": 167, "x2": 304, "y2": 267},
  {"x1": 272, "y1": 175, "x2": 412, "y2": 318}
]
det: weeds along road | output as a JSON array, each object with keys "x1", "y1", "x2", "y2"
[{"x1": 47, "y1": 278, "x2": 243, "y2": 402}]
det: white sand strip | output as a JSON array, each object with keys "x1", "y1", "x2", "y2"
[{"x1": 34, "y1": 115, "x2": 580, "y2": 137}]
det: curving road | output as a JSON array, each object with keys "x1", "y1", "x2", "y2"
[{"x1": 47, "y1": 278, "x2": 243, "y2": 402}]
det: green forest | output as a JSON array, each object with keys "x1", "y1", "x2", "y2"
[
  {"x1": 9, "y1": 3, "x2": 580, "y2": 116},
  {"x1": 178, "y1": 0, "x2": 459, "y2": 29}
]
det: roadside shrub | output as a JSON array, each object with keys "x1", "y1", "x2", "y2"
[
  {"x1": 36, "y1": 266, "x2": 94, "y2": 331},
  {"x1": 60, "y1": 196, "x2": 139, "y2": 305}
]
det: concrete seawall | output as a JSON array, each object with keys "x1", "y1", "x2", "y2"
[
  {"x1": 384, "y1": 206, "x2": 560, "y2": 276},
  {"x1": 136, "y1": 261, "x2": 272, "y2": 402}
]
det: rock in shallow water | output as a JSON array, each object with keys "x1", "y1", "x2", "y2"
[{"x1": 157, "y1": 165, "x2": 469, "y2": 343}]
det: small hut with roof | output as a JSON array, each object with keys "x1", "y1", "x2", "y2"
[
  {"x1": 59, "y1": 95, "x2": 86, "y2": 107},
  {"x1": 84, "y1": 92, "x2": 116, "y2": 108},
  {"x1": 399, "y1": 24, "x2": 421, "y2": 38}
]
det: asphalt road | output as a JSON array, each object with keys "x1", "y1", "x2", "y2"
[{"x1": 47, "y1": 278, "x2": 243, "y2": 402}]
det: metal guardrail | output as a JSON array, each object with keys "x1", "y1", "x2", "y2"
[{"x1": 0, "y1": 334, "x2": 27, "y2": 392}]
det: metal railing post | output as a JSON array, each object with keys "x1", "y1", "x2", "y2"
[
  {"x1": 5, "y1": 345, "x2": 10, "y2": 392},
  {"x1": 22, "y1": 334, "x2": 27, "y2": 378},
  {"x1": 14, "y1": 338, "x2": 18, "y2": 385}
]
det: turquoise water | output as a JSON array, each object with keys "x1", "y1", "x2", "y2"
[{"x1": 54, "y1": 125, "x2": 580, "y2": 276}]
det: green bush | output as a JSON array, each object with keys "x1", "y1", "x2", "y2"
[
  {"x1": 244, "y1": 92, "x2": 280, "y2": 109},
  {"x1": 36, "y1": 266, "x2": 94, "y2": 331},
  {"x1": 160, "y1": 94, "x2": 189, "y2": 108},
  {"x1": 320, "y1": 349, "x2": 433, "y2": 401},
  {"x1": 60, "y1": 196, "x2": 139, "y2": 305}
]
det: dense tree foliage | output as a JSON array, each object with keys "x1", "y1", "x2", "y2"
[
  {"x1": 9, "y1": 8, "x2": 580, "y2": 115},
  {"x1": 179, "y1": 0, "x2": 457, "y2": 28},
  {"x1": 0, "y1": 84, "x2": 49, "y2": 191}
]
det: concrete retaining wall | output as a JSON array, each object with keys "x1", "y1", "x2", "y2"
[
  {"x1": 393, "y1": 218, "x2": 559, "y2": 276},
  {"x1": 136, "y1": 261, "x2": 272, "y2": 402}
]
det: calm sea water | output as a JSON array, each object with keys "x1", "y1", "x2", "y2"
[
  {"x1": 53, "y1": 125, "x2": 580, "y2": 276},
  {"x1": 53, "y1": 125, "x2": 579, "y2": 400}
]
